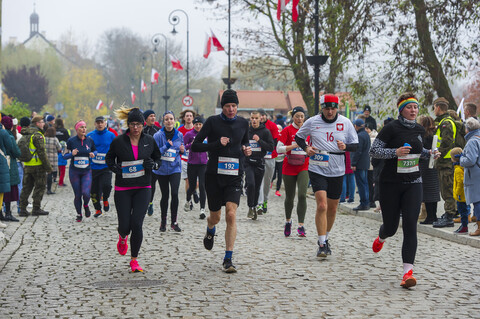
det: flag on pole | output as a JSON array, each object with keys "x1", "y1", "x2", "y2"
[
  {"x1": 141, "y1": 79, "x2": 147, "y2": 93},
  {"x1": 151, "y1": 68, "x2": 159, "y2": 84},
  {"x1": 292, "y1": 0, "x2": 299, "y2": 22},
  {"x1": 109, "y1": 100, "x2": 114, "y2": 110},
  {"x1": 96, "y1": 100, "x2": 104, "y2": 110},
  {"x1": 131, "y1": 91, "x2": 136, "y2": 105},
  {"x1": 203, "y1": 30, "x2": 225, "y2": 59},
  {"x1": 277, "y1": 0, "x2": 289, "y2": 20},
  {"x1": 170, "y1": 55, "x2": 184, "y2": 71},
  {"x1": 210, "y1": 29, "x2": 224, "y2": 51},
  {"x1": 456, "y1": 97, "x2": 465, "y2": 121}
]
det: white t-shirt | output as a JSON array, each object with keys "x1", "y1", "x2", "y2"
[{"x1": 296, "y1": 114, "x2": 358, "y2": 177}]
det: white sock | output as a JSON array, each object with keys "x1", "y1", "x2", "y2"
[
  {"x1": 379, "y1": 237, "x2": 385, "y2": 243},
  {"x1": 318, "y1": 235, "x2": 326, "y2": 245},
  {"x1": 326, "y1": 232, "x2": 330, "y2": 240},
  {"x1": 403, "y1": 263, "x2": 413, "y2": 274}
]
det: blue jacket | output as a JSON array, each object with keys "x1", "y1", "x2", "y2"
[
  {"x1": 64, "y1": 135, "x2": 97, "y2": 172},
  {"x1": 153, "y1": 128, "x2": 184, "y2": 176},
  {"x1": 460, "y1": 128, "x2": 480, "y2": 205},
  {"x1": 351, "y1": 127, "x2": 371, "y2": 170},
  {"x1": 87, "y1": 128, "x2": 116, "y2": 170},
  {"x1": 5, "y1": 130, "x2": 21, "y2": 185},
  {"x1": 0, "y1": 127, "x2": 15, "y2": 192}
]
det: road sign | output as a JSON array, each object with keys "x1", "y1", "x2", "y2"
[{"x1": 182, "y1": 95, "x2": 194, "y2": 107}]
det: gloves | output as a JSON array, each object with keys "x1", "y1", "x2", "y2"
[
  {"x1": 454, "y1": 153, "x2": 463, "y2": 159},
  {"x1": 111, "y1": 163, "x2": 122, "y2": 174},
  {"x1": 144, "y1": 158, "x2": 156, "y2": 170}
]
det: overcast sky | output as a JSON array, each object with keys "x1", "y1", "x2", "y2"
[{"x1": 3, "y1": 0, "x2": 234, "y2": 76}]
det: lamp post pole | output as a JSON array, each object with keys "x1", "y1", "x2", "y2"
[
  {"x1": 141, "y1": 51, "x2": 155, "y2": 108},
  {"x1": 152, "y1": 33, "x2": 169, "y2": 114},
  {"x1": 169, "y1": 9, "x2": 189, "y2": 97}
]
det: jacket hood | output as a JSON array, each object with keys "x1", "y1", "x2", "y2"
[{"x1": 249, "y1": 123, "x2": 266, "y2": 132}]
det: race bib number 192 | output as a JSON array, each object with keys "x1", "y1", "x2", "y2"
[{"x1": 217, "y1": 157, "x2": 239, "y2": 176}]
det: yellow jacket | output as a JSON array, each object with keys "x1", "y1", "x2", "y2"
[{"x1": 453, "y1": 164, "x2": 465, "y2": 203}]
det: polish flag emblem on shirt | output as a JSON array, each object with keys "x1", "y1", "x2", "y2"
[{"x1": 336, "y1": 123, "x2": 344, "y2": 131}]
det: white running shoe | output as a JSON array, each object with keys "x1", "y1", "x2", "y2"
[{"x1": 0, "y1": 221, "x2": 7, "y2": 228}]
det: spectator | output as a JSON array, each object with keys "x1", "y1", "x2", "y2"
[
  {"x1": 365, "y1": 122, "x2": 378, "y2": 208},
  {"x1": 46, "y1": 115, "x2": 55, "y2": 128},
  {"x1": 44, "y1": 127, "x2": 62, "y2": 195},
  {"x1": 340, "y1": 151, "x2": 355, "y2": 203},
  {"x1": 54, "y1": 118, "x2": 70, "y2": 143},
  {"x1": 275, "y1": 114, "x2": 286, "y2": 128},
  {"x1": 459, "y1": 118, "x2": 480, "y2": 236},
  {"x1": 351, "y1": 118, "x2": 371, "y2": 211},
  {"x1": 450, "y1": 147, "x2": 469, "y2": 234},
  {"x1": 417, "y1": 115, "x2": 440, "y2": 224},
  {"x1": 464, "y1": 102, "x2": 478, "y2": 121},
  {"x1": 363, "y1": 105, "x2": 377, "y2": 130}
]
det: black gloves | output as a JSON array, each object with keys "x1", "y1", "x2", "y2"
[
  {"x1": 111, "y1": 163, "x2": 122, "y2": 174},
  {"x1": 144, "y1": 158, "x2": 158, "y2": 170}
]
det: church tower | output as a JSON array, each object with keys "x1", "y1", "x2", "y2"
[{"x1": 30, "y1": 4, "x2": 39, "y2": 37}]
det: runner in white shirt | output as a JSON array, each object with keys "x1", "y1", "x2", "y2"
[{"x1": 295, "y1": 94, "x2": 358, "y2": 258}]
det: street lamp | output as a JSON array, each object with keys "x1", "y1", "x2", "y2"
[
  {"x1": 169, "y1": 9, "x2": 189, "y2": 97},
  {"x1": 152, "y1": 33, "x2": 170, "y2": 114},
  {"x1": 207, "y1": 0, "x2": 234, "y2": 89},
  {"x1": 141, "y1": 51, "x2": 154, "y2": 108}
]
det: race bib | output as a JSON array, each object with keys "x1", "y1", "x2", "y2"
[
  {"x1": 217, "y1": 156, "x2": 239, "y2": 176},
  {"x1": 122, "y1": 160, "x2": 145, "y2": 178},
  {"x1": 397, "y1": 154, "x2": 420, "y2": 173},
  {"x1": 73, "y1": 156, "x2": 89, "y2": 169},
  {"x1": 291, "y1": 147, "x2": 307, "y2": 155},
  {"x1": 92, "y1": 152, "x2": 106, "y2": 165},
  {"x1": 181, "y1": 149, "x2": 189, "y2": 160},
  {"x1": 250, "y1": 140, "x2": 261, "y2": 152},
  {"x1": 161, "y1": 149, "x2": 177, "y2": 162},
  {"x1": 309, "y1": 151, "x2": 329, "y2": 167},
  {"x1": 264, "y1": 151, "x2": 273, "y2": 159}
]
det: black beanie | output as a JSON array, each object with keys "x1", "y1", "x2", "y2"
[
  {"x1": 143, "y1": 109, "x2": 155, "y2": 119},
  {"x1": 128, "y1": 108, "x2": 145, "y2": 124},
  {"x1": 221, "y1": 89, "x2": 239, "y2": 107},
  {"x1": 193, "y1": 116, "x2": 204, "y2": 125},
  {"x1": 20, "y1": 116, "x2": 31, "y2": 128}
]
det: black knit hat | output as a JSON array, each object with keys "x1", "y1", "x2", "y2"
[
  {"x1": 221, "y1": 89, "x2": 239, "y2": 107},
  {"x1": 193, "y1": 116, "x2": 204, "y2": 125},
  {"x1": 20, "y1": 117, "x2": 31, "y2": 128},
  {"x1": 143, "y1": 109, "x2": 155, "y2": 119},
  {"x1": 127, "y1": 108, "x2": 145, "y2": 124},
  {"x1": 291, "y1": 106, "x2": 305, "y2": 117}
]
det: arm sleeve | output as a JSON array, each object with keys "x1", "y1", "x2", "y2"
[
  {"x1": 345, "y1": 143, "x2": 358, "y2": 152},
  {"x1": 459, "y1": 140, "x2": 479, "y2": 168},
  {"x1": 192, "y1": 118, "x2": 222, "y2": 152},
  {"x1": 55, "y1": 138, "x2": 62, "y2": 152},
  {"x1": 241, "y1": 122, "x2": 250, "y2": 147},
  {"x1": 276, "y1": 141, "x2": 287, "y2": 154},
  {"x1": 258, "y1": 130, "x2": 274, "y2": 152},
  {"x1": 105, "y1": 140, "x2": 117, "y2": 171}
]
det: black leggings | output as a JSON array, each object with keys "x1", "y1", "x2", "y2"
[
  {"x1": 91, "y1": 168, "x2": 112, "y2": 210},
  {"x1": 271, "y1": 161, "x2": 283, "y2": 191},
  {"x1": 425, "y1": 202, "x2": 437, "y2": 220},
  {"x1": 245, "y1": 163, "x2": 265, "y2": 208},
  {"x1": 379, "y1": 182, "x2": 422, "y2": 264},
  {"x1": 114, "y1": 188, "x2": 151, "y2": 258},
  {"x1": 186, "y1": 164, "x2": 206, "y2": 209},
  {"x1": 150, "y1": 173, "x2": 159, "y2": 203},
  {"x1": 157, "y1": 173, "x2": 181, "y2": 225}
]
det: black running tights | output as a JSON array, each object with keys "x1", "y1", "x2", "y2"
[
  {"x1": 186, "y1": 164, "x2": 206, "y2": 209},
  {"x1": 379, "y1": 182, "x2": 422, "y2": 264},
  {"x1": 157, "y1": 173, "x2": 181, "y2": 225}
]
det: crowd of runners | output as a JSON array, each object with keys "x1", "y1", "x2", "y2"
[{"x1": 1, "y1": 88, "x2": 479, "y2": 289}]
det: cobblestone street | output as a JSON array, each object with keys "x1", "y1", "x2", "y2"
[{"x1": 1, "y1": 176, "x2": 480, "y2": 318}]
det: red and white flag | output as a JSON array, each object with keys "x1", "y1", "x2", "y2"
[
  {"x1": 151, "y1": 68, "x2": 159, "y2": 84},
  {"x1": 131, "y1": 91, "x2": 136, "y2": 105},
  {"x1": 141, "y1": 79, "x2": 147, "y2": 93},
  {"x1": 96, "y1": 100, "x2": 104, "y2": 110},
  {"x1": 292, "y1": 0, "x2": 299, "y2": 22},
  {"x1": 277, "y1": 0, "x2": 298, "y2": 21},
  {"x1": 203, "y1": 30, "x2": 225, "y2": 59},
  {"x1": 170, "y1": 55, "x2": 184, "y2": 71},
  {"x1": 109, "y1": 100, "x2": 114, "y2": 110}
]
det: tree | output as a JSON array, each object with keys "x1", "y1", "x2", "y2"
[
  {"x1": 2, "y1": 65, "x2": 50, "y2": 112},
  {"x1": 1, "y1": 99, "x2": 31, "y2": 119}
]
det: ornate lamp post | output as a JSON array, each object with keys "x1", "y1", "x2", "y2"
[
  {"x1": 169, "y1": 9, "x2": 190, "y2": 96},
  {"x1": 152, "y1": 33, "x2": 169, "y2": 113}
]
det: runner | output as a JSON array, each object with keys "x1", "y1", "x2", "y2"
[
  {"x1": 184, "y1": 116, "x2": 208, "y2": 219},
  {"x1": 64, "y1": 120, "x2": 96, "y2": 222},
  {"x1": 191, "y1": 89, "x2": 251, "y2": 273},
  {"x1": 245, "y1": 111, "x2": 274, "y2": 220},
  {"x1": 153, "y1": 111, "x2": 185, "y2": 232},
  {"x1": 370, "y1": 92, "x2": 439, "y2": 288},
  {"x1": 87, "y1": 116, "x2": 116, "y2": 218},
  {"x1": 142, "y1": 110, "x2": 160, "y2": 216},
  {"x1": 295, "y1": 95, "x2": 358, "y2": 257},
  {"x1": 276, "y1": 106, "x2": 309, "y2": 237},
  {"x1": 178, "y1": 109, "x2": 197, "y2": 212},
  {"x1": 106, "y1": 107, "x2": 161, "y2": 272}
]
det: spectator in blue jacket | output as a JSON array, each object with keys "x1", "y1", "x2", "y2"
[
  {"x1": 153, "y1": 111, "x2": 185, "y2": 232},
  {"x1": 351, "y1": 118, "x2": 371, "y2": 211}
]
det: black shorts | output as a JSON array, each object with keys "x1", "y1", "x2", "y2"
[
  {"x1": 308, "y1": 171, "x2": 343, "y2": 200},
  {"x1": 205, "y1": 173, "x2": 242, "y2": 212}
]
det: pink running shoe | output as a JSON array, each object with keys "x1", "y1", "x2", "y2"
[
  {"x1": 400, "y1": 270, "x2": 416, "y2": 288},
  {"x1": 297, "y1": 226, "x2": 306, "y2": 237},
  {"x1": 275, "y1": 190, "x2": 281, "y2": 197},
  {"x1": 117, "y1": 235, "x2": 128, "y2": 256},
  {"x1": 130, "y1": 259, "x2": 143, "y2": 272},
  {"x1": 372, "y1": 236, "x2": 384, "y2": 253}
]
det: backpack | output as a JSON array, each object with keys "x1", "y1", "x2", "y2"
[
  {"x1": 439, "y1": 116, "x2": 466, "y2": 149},
  {"x1": 17, "y1": 133, "x2": 36, "y2": 162}
]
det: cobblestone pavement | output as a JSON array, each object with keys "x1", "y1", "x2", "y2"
[{"x1": 1, "y1": 175, "x2": 480, "y2": 318}]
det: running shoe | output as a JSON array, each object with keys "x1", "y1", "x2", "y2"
[
  {"x1": 94, "y1": 210, "x2": 102, "y2": 218},
  {"x1": 184, "y1": 201, "x2": 192, "y2": 212},
  {"x1": 325, "y1": 240, "x2": 332, "y2": 255},
  {"x1": 317, "y1": 241, "x2": 328, "y2": 258},
  {"x1": 193, "y1": 192, "x2": 199, "y2": 204},
  {"x1": 103, "y1": 201, "x2": 110, "y2": 212},
  {"x1": 159, "y1": 223, "x2": 166, "y2": 232},
  {"x1": 84, "y1": 206, "x2": 91, "y2": 218},
  {"x1": 275, "y1": 190, "x2": 281, "y2": 197},
  {"x1": 297, "y1": 226, "x2": 306, "y2": 237},
  {"x1": 117, "y1": 235, "x2": 128, "y2": 255},
  {"x1": 223, "y1": 258, "x2": 237, "y2": 273},
  {"x1": 147, "y1": 203, "x2": 154, "y2": 216},
  {"x1": 190, "y1": 201, "x2": 194, "y2": 211},
  {"x1": 284, "y1": 222, "x2": 292, "y2": 237},
  {"x1": 130, "y1": 259, "x2": 143, "y2": 273},
  {"x1": 247, "y1": 207, "x2": 255, "y2": 219},
  {"x1": 262, "y1": 201, "x2": 268, "y2": 214},
  {"x1": 76, "y1": 214, "x2": 82, "y2": 222},
  {"x1": 372, "y1": 236, "x2": 384, "y2": 253},
  {"x1": 171, "y1": 223, "x2": 182, "y2": 232},
  {"x1": 453, "y1": 225, "x2": 468, "y2": 235},
  {"x1": 204, "y1": 229, "x2": 215, "y2": 250},
  {"x1": 256, "y1": 204, "x2": 263, "y2": 216},
  {"x1": 199, "y1": 209, "x2": 206, "y2": 220},
  {"x1": 400, "y1": 270, "x2": 416, "y2": 288}
]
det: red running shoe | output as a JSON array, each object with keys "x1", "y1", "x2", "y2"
[
  {"x1": 275, "y1": 190, "x2": 281, "y2": 197},
  {"x1": 130, "y1": 259, "x2": 143, "y2": 273},
  {"x1": 117, "y1": 234, "x2": 128, "y2": 255},
  {"x1": 400, "y1": 270, "x2": 416, "y2": 288},
  {"x1": 372, "y1": 236, "x2": 384, "y2": 253}
]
